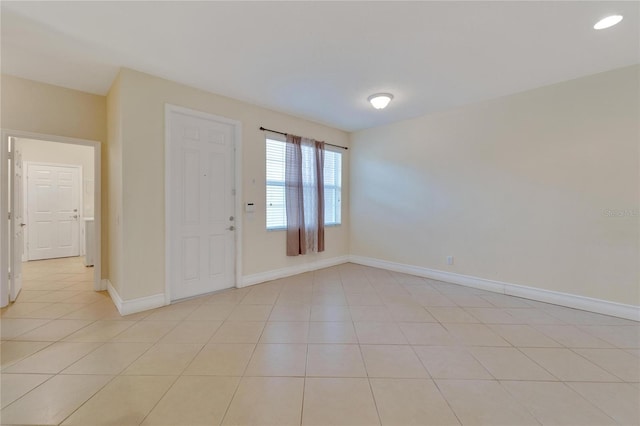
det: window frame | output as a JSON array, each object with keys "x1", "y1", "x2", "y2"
[
  {"x1": 265, "y1": 136, "x2": 342, "y2": 231},
  {"x1": 322, "y1": 147, "x2": 342, "y2": 227}
]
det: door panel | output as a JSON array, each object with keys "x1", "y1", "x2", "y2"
[
  {"x1": 27, "y1": 164, "x2": 80, "y2": 260},
  {"x1": 209, "y1": 235, "x2": 225, "y2": 277},
  {"x1": 169, "y1": 110, "x2": 236, "y2": 301},
  {"x1": 36, "y1": 222, "x2": 52, "y2": 248},
  {"x1": 58, "y1": 221, "x2": 73, "y2": 247},
  {"x1": 182, "y1": 236, "x2": 200, "y2": 281},
  {"x1": 182, "y1": 150, "x2": 201, "y2": 225},
  {"x1": 209, "y1": 154, "x2": 226, "y2": 222}
]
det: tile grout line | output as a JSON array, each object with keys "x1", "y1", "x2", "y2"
[
  {"x1": 136, "y1": 374, "x2": 183, "y2": 426},
  {"x1": 55, "y1": 373, "x2": 119, "y2": 425},
  {"x1": 565, "y1": 346, "x2": 629, "y2": 382},
  {"x1": 349, "y1": 267, "x2": 383, "y2": 426},
  {"x1": 431, "y1": 377, "x2": 464, "y2": 426}
]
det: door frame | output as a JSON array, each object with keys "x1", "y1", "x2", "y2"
[
  {"x1": 0, "y1": 129, "x2": 102, "y2": 307},
  {"x1": 164, "y1": 104, "x2": 243, "y2": 304},
  {"x1": 24, "y1": 161, "x2": 83, "y2": 261},
  {"x1": 10, "y1": 140, "x2": 24, "y2": 301}
]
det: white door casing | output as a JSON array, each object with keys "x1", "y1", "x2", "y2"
[
  {"x1": 26, "y1": 163, "x2": 81, "y2": 260},
  {"x1": 166, "y1": 106, "x2": 239, "y2": 301},
  {"x1": 9, "y1": 141, "x2": 24, "y2": 301}
]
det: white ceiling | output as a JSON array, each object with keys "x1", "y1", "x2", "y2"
[{"x1": 2, "y1": 1, "x2": 638, "y2": 131}]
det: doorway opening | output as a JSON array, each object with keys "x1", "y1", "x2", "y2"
[{"x1": 1, "y1": 131, "x2": 102, "y2": 307}]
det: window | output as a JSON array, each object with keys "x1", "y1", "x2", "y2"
[{"x1": 266, "y1": 138, "x2": 342, "y2": 230}]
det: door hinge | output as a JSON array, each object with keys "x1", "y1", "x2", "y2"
[
  {"x1": 231, "y1": 189, "x2": 236, "y2": 196},
  {"x1": 7, "y1": 212, "x2": 11, "y2": 220},
  {"x1": 8, "y1": 272, "x2": 11, "y2": 281}
]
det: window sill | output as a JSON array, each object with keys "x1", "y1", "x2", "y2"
[
  {"x1": 267, "y1": 223, "x2": 341, "y2": 232},
  {"x1": 267, "y1": 227, "x2": 286, "y2": 232}
]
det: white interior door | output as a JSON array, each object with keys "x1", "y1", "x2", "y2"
[
  {"x1": 27, "y1": 164, "x2": 81, "y2": 260},
  {"x1": 168, "y1": 109, "x2": 236, "y2": 301},
  {"x1": 9, "y1": 142, "x2": 24, "y2": 301}
]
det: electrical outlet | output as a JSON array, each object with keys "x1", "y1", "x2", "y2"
[{"x1": 446, "y1": 256, "x2": 454, "y2": 265}]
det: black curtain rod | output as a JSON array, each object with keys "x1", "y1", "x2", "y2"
[{"x1": 259, "y1": 126, "x2": 348, "y2": 150}]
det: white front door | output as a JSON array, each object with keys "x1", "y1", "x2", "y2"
[
  {"x1": 27, "y1": 164, "x2": 81, "y2": 260},
  {"x1": 10, "y1": 143, "x2": 24, "y2": 301},
  {"x1": 167, "y1": 108, "x2": 236, "y2": 301}
]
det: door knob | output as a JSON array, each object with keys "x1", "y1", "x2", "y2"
[
  {"x1": 20, "y1": 223, "x2": 26, "y2": 227},
  {"x1": 71, "y1": 215, "x2": 78, "y2": 219},
  {"x1": 226, "y1": 226, "x2": 235, "y2": 231}
]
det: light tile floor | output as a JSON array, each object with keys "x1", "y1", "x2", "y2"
[{"x1": 1, "y1": 258, "x2": 639, "y2": 425}]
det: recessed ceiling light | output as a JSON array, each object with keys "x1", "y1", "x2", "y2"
[
  {"x1": 368, "y1": 93, "x2": 394, "y2": 109},
  {"x1": 594, "y1": 15, "x2": 623, "y2": 30}
]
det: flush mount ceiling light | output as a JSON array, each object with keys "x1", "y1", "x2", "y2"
[
  {"x1": 594, "y1": 15, "x2": 623, "y2": 30},
  {"x1": 368, "y1": 93, "x2": 394, "y2": 109}
]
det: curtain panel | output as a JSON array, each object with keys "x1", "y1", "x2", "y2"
[
  {"x1": 314, "y1": 140, "x2": 325, "y2": 252},
  {"x1": 285, "y1": 134, "x2": 325, "y2": 256}
]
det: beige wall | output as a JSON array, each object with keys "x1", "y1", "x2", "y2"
[
  {"x1": 1, "y1": 74, "x2": 109, "y2": 277},
  {"x1": 1, "y1": 74, "x2": 106, "y2": 142},
  {"x1": 106, "y1": 73, "x2": 123, "y2": 295},
  {"x1": 350, "y1": 65, "x2": 639, "y2": 306},
  {"x1": 115, "y1": 69, "x2": 350, "y2": 300}
]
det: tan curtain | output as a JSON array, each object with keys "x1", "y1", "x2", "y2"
[
  {"x1": 285, "y1": 135, "x2": 326, "y2": 256},
  {"x1": 285, "y1": 135, "x2": 305, "y2": 256},
  {"x1": 315, "y1": 141, "x2": 325, "y2": 252}
]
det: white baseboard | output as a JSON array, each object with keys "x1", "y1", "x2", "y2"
[
  {"x1": 105, "y1": 279, "x2": 166, "y2": 316},
  {"x1": 349, "y1": 256, "x2": 640, "y2": 322},
  {"x1": 241, "y1": 255, "x2": 350, "y2": 288}
]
